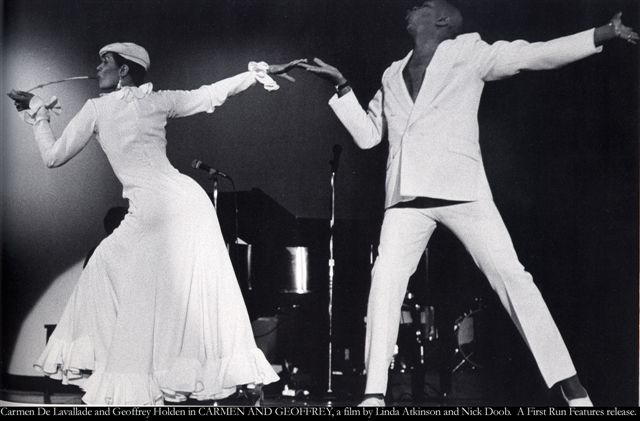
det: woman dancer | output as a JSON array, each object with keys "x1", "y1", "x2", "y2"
[{"x1": 8, "y1": 42, "x2": 303, "y2": 405}]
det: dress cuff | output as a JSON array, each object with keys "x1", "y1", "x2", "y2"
[
  {"x1": 22, "y1": 95, "x2": 62, "y2": 125},
  {"x1": 248, "y1": 61, "x2": 279, "y2": 92}
]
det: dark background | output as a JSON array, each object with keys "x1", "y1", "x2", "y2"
[{"x1": 2, "y1": 0, "x2": 638, "y2": 406}]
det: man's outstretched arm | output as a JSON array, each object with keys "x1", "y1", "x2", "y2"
[
  {"x1": 300, "y1": 58, "x2": 385, "y2": 150},
  {"x1": 477, "y1": 12, "x2": 637, "y2": 82}
]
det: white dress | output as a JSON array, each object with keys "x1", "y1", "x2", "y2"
[{"x1": 30, "y1": 71, "x2": 279, "y2": 405}]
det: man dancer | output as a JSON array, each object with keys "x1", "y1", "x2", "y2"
[{"x1": 300, "y1": 0, "x2": 637, "y2": 407}]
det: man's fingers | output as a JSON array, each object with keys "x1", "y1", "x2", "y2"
[
  {"x1": 305, "y1": 60, "x2": 338, "y2": 76},
  {"x1": 614, "y1": 11, "x2": 623, "y2": 21},
  {"x1": 624, "y1": 31, "x2": 639, "y2": 43},
  {"x1": 299, "y1": 64, "x2": 324, "y2": 73},
  {"x1": 299, "y1": 62, "x2": 323, "y2": 70},
  {"x1": 313, "y1": 57, "x2": 330, "y2": 67}
]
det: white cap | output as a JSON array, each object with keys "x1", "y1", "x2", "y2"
[{"x1": 99, "y1": 42, "x2": 150, "y2": 70}]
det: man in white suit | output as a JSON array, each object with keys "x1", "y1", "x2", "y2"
[{"x1": 300, "y1": 0, "x2": 638, "y2": 407}]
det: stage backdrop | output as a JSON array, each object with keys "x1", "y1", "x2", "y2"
[{"x1": 2, "y1": 0, "x2": 638, "y2": 405}]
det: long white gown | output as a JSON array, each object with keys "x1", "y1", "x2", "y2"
[{"x1": 30, "y1": 72, "x2": 279, "y2": 405}]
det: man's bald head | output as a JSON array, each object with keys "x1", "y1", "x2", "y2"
[
  {"x1": 406, "y1": 0, "x2": 464, "y2": 40},
  {"x1": 436, "y1": 0, "x2": 464, "y2": 36}
]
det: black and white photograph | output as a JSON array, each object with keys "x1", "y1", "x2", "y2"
[{"x1": 1, "y1": 0, "x2": 638, "y2": 410}]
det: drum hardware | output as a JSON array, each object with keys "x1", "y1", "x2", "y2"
[
  {"x1": 388, "y1": 293, "x2": 440, "y2": 404},
  {"x1": 273, "y1": 293, "x2": 325, "y2": 395},
  {"x1": 452, "y1": 298, "x2": 486, "y2": 373},
  {"x1": 332, "y1": 347, "x2": 364, "y2": 376},
  {"x1": 279, "y1": 359, "x2": 310, "y2": 399},
  {"x1": 391, "y1": 292, "x2": 438, "y2": 373}
]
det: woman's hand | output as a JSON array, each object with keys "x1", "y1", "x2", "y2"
[
  {"x1": 7, "y1": 90, "x2": 35, "y2": 112},
  {"x1": 267, "y1": 59, "x2": 308, "y2": 83},
  {"x1": 610, "y1": 12, "x2": 639, "y2": 44},
  {"x1": 297, "y1": 58, "x2": 347, "y2": 87}
]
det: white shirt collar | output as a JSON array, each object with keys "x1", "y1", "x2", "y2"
[{"x1": 102, "y1": 82, "x2": 153, "y2": 101}]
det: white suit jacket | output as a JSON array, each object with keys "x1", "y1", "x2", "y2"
[{"x1": 329, "y1": 29, "x2": 602, "y2": 209}]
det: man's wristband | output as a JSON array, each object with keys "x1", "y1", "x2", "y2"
[{"x1": 335, "y1": 81, "x2": 350, "y2": 94}]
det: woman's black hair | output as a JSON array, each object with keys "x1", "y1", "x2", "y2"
[{"x1": 112, "y1": 54, "x2": 147, "y2": 87}]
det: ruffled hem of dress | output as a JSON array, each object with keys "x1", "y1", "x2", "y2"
[
  {"x1": 34, "y1": 336, "x2": 278, "y2": 405},
  {"x1": 82, "y1": 371, "x2": 165, "y2": 405},
  {"x1": 155, "y1": 349, "x2": 280, "y2": 402},
  {"x1": 33, "y1": 335, "x2": 95, "y2": 385},
  {"x1": 33, "y1": 336, "x2": 163, "y2": 405}
]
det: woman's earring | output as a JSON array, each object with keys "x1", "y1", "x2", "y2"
[{"x1": 117, "y1": 77, "x2": 122, "y2": 90}]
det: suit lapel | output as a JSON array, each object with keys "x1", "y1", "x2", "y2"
[
  {"x1": 386, "y1": 52, "x2": 414, "y2": 116},
  {"x1": 408, "y1": 39, "x2": 462, "y2": 125}
]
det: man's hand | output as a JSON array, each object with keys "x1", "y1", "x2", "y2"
[
  {"x1": 267, "y1": 59, "x2": 308, "y2": 83},
  {"x1": 7, "y1": 90, "x2": 34, "y2": 112},
  {"x1": 610, "y1": 12, "x2": 639, "y2": 44},
  {"x1": 595, "y1": 12, "x2": 639, "y2": 45},
  {"x1": 298, "y1": 58, "x2": 348, "y2": 86}
]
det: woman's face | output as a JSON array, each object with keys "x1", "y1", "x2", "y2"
[{"x1": 96, "y1": 53, "x2": 120, "y2": 90}]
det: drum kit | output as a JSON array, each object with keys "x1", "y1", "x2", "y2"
[
  {"x1": 391, "y1": 294, "x2": 488, "y2": 375},
  {"x1": 229, "y1": 238, "x2": 489, "y2": 386},
  {"x1": 209, "y1": 148, "x2": 489, "y2": 400},
  {"x1": 272, "y1": 244, "x2": 490, "y2": 377},
  {"x1": 226, "y1": 231, "x2": 489, "y2": 404}
]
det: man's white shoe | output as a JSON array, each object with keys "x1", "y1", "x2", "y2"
[
  {"x1": 562, "y1": 389, "x2": 594, "y2": 407},
  {"x1": 357, "y1": 397, "x2": 385, "y2": 407}
]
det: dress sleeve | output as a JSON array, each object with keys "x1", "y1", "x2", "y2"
[
  {"x1": 31, "y1": 99, "x2": 98, "y2": 168},
  {"x1": 160, "y1": 71, "x2": 262, "y2": 119}
]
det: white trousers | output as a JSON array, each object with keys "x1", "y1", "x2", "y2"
[{"x1": 364, "y1": 200, "x2": 577, "y2": 394}]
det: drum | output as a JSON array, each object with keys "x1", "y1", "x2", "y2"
[
  {"x1": 280, "y1": 246, "x2": 314, "y2": 294},
  {"x1": 453, "y1": 299, "x2": 487, "y2": 371},
  {"x1": 390, "y1": 295, "x2": 438, "y2": 372}
]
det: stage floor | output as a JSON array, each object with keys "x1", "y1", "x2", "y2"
[{"x1": 1, "y1": 369, "x2": 560, "y2": 407}]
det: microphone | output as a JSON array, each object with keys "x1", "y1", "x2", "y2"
[
  {"x1": 330, "y1": 144, "x2": 343, "y2": 172},
  {"x1": 192, "y1": 159, "x2": 229, "y2": 179}
]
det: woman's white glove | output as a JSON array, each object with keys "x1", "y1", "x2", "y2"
[
  {"x1": 7, "y1": 90, "x2": 61, "y2": 124},
  {"x1": 249, "y1": 59, "x2": 307, "y2": 91}
]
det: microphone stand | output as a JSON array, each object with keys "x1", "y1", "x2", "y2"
[
  {"x1": 326, "y1": 170, "x2": 336, "y2": 399},
  {"x1": 325, "y1": 146, "x2": 341, "y2": 402},
  {"x1": 210, "y1": 174, "x2": 219, "y2": 210}
]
